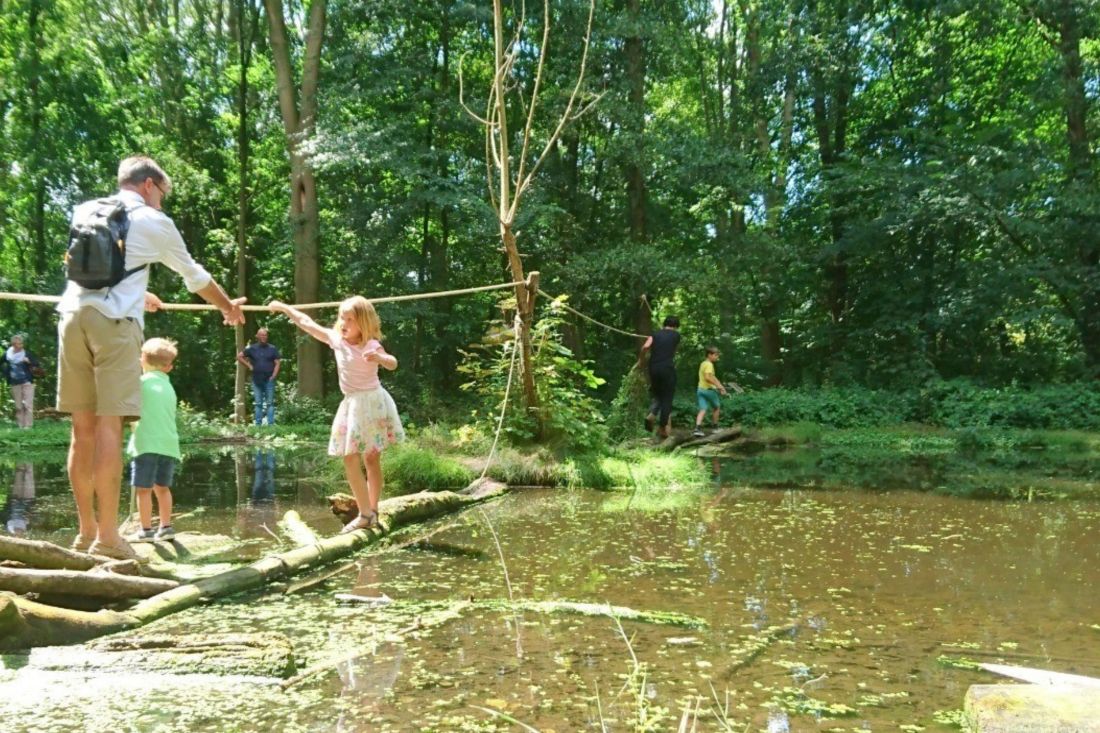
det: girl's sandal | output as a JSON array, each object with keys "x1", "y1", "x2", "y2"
[{"x1": 340, "y1": 511, "x2": 379, "y2": 534}]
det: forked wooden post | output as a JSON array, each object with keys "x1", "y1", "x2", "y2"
[{"x1": 525, "y1": 271, "x2": 540, "y2": 316}]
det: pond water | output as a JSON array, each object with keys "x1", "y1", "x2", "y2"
[{"x1": 1, "y1": 447, "x2": 1099, "y2": 731}]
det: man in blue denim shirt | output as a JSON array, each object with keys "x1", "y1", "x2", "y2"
[{"x1": 237, "y1": 328, "x2": 281, "y2": 426}]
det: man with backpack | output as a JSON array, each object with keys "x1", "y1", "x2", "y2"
[{"x1": 56, "y1": 156, "x2": 245, "y2": 560}]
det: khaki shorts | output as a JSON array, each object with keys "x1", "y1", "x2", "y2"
[{"x1": 57, "y1": 308, "x2": 143, "y2": 416}]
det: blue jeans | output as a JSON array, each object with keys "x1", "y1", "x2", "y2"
[{"x1": 252, "y1": 380, "x2": 276, "y2": 426}]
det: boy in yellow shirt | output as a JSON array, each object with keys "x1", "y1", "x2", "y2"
[{"x1": 694, "y1": 346, "x2": 732, "y2": 437}]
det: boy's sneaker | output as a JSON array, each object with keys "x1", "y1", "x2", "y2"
[
  {"x1": 692, "y1": 427, "x2": 705, "y2": 437},
  {"x1": 129, "y1": 528, "x2": 157, "y2": 544},
  {"x1": 644, "y1": 414, "x2": 655, "y2": 433},
  {"x1": 154, "y1": 525, "x2": 176, "y2": 542}
]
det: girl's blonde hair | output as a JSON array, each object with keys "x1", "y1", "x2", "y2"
[{"x1": 336, "y1": 296, "x2": 382, "y2": 342}]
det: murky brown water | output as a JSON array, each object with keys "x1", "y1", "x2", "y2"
[{"x1": 1, "y1": 449, "x2": 1099, "y2": 731}]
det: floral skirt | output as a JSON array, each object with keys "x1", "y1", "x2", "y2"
[{"x1": 328, "y1": 388, "x2": 405, "y2": 457}]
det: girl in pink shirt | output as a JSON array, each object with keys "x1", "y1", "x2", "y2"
[{"x1": 269, "y1": 296, "x2": 404, "y2": 532}]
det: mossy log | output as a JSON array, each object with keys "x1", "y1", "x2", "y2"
[
  {"x1": 502, "y1": 600, "x2": 707, "y2": 629},
  {"x1": 278, "y1": 510, "x2": 320, "y2": 546},
  {"x1": 333, "y1": 597, "x2": 706, "y2": 628},
  {"x1": 0, "y1": 478, "x2": 509, "y2": 651},
  {"x1": 965, "y1": 684, "x2": 1100, "y2": 732},
  {"x1": 0, "y1": 535, "x2": 109, "y2": 570},
  {"x1": 659, "y1": 426, "x2": 743, "y2": 452},
  {"x1": 19, "y1": 632, "x2": 296, "y2": 679},
  {"x1": 0, "y1": 567, "x2": 178, "y2": 600},
  {"x1": 0, "y1": 593, "x2": 137, "y2": 647},
  {"x1": 132, "y1": 532, "x2": 258, "y2": 565}
]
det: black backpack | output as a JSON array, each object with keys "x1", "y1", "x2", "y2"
[{"x1": 64, "y1": 197, "x2": 147, "y2": 290}]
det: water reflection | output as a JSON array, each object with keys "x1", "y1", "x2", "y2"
[
  {"x1": 236, "y1": 449, "x2": 279, "y2": 538},
  {"x1": 3, "y1": 462, "x2": 35, "y2": 536},
  {"x1": 251, "y1": 449, "x2": 276, "y2": 504}
]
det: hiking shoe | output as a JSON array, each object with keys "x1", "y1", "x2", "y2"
[
  {"x1": 89, "y1": 538, "x2": 139, "y2": 561},
  {"x1": 340, "y1": 512, "x2": 378, "y2": 534},
  {"x1": 644, "y1": 414, "x2": 655, "y2": 433},
  {"x1": 692, "y1": 428, "x2": 705, "y2": 437},
  {"x1": 129, "y1": 528, "x2": 157, "y2": 544},
  {"x1": 154, "y1": 525, "x2": 176, "y2": 542},
  {"x1": 71, "y1": 535, "x2": 95, "y2": 553}
]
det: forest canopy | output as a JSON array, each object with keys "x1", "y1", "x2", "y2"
[{"x1": 1, "y1": 0, "x2": 1097, "y2": 415}]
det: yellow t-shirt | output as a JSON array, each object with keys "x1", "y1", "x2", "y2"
[{"x1": 698, "y1": 360, "x2": 716, "y2": 390}]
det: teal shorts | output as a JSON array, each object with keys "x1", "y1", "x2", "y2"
[{"x1": 696, "y1": 388, "x2": 720, "y2": 411}]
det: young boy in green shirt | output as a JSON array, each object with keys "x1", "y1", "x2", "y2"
[
  {"x1": 694, "y1": 346, "x2": 733, "y2": 437},
  {"x1": 127, "y1": 338, "x2": 182, "y2": 542}
]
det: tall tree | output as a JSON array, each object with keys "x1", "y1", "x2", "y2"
[
  {"x1": 264, "y1": 0, "x2": 325, "y2": 397},
  {"x1": 461, "y1": 0, "x2": 597, "y2": 421}
]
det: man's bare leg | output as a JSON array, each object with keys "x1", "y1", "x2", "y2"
[
  {"x1": 93, "y1": 415, "x2": 125, "y2": 544},
  {"x1": 68, "y1": 411, "x2": 98, "y2": 544}
]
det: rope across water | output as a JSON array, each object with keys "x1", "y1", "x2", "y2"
[{"x1": 0, "y1": 279, "x2": 527, "y2": 312}]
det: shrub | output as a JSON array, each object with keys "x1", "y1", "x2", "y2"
[
  {"x1": 382, "y1": 444, "x2": 475, "y2": 494},
  {"x1": 458, "y1": 297, "x2": 608, "y2": 452}
]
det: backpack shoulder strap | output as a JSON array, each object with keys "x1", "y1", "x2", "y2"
[{"x1": 113, "y1": 197, "x2": 150, "y2": 279}]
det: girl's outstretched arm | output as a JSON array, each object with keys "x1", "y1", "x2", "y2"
[
  {"x1": 269, "y1": 301, "x2": 332, "y2": 344},
  {"x1": 364, "y1": 343, "x2": 398, "y2": 371}
]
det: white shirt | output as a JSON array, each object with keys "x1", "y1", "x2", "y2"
[{"x1": 57, "y1": 190, "x2": 213, "y2": 327}]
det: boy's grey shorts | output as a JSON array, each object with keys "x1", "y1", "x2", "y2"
[{"x1": 131, "y1": 453, "x2": 177, "y2": 489}]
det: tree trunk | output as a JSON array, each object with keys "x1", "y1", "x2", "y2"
[
  {"x1": 264, "y1": 0, "x2": 325, "y2": 397},
  {"x1": 432, "y1": 5, "x2": 454, "y2": 383},
  {"x1": 501, "y1": 225, "x2": 540, "y2": 420},
  {"x1": 1053, "y1": 7, "x2": 1100, "y2": 376},
  {"x1": 233, "y1": 0, "x2": 260, "y2": 422}
]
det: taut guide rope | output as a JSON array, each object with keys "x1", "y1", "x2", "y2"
[{"x1": 0, "y1": 279, "x2": 528, "y2": 312}]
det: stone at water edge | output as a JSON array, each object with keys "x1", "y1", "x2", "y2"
[{"x1": 965, "y1": 685, "x2": 1100, "y2": 732}]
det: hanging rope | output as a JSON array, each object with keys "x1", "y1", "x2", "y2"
[
  {"x1": 0, "y1": 279, "x2": 527, "y2": 312},
  {"x1": 479, "y1": 313, "x2": 522, "y2": 481},
  {"x1": 536, "y1": 290, "x2": 647, "y2": 339}
]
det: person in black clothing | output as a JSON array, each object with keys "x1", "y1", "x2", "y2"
[
  {"x1": 2, "y1": 335, "x2": 44, "y2": 429},
  {"x1": 639, "y1": 316, "x2": 681, "y2": 438}
]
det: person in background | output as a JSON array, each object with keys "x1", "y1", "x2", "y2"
[
  {"x1": 639, "y1": 316, "x2": 681, "y2": 439},
  {"x1": 3, "y1": 335, "x2": 43, "y2": 429},
  {"x1": 237, "y1": 328, "x2": 282, "y2": 426},
  {"x1": 694, "y1": 346, "x2": 729, "y2": 437}
]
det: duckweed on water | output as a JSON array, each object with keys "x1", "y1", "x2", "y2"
[{"x1": 2, "y1": 477, "x2": 1098, "y2": 731}]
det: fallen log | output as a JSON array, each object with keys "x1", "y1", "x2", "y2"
[
  {"x1": 284, "y1": 520, "x2": 463, "y2": 595},
  {"x1": 0, "y1": 535, "x2": 109, "y2": 571},
  {"x1": 0, "y1": 593, "x2": 137, "y2": 647},
  {"x1": 660, "y1": 426, "x2": 743, "y2": 452},
  {"x1": 278, "y1": 510, "x2": 320, "y2": 546},
  {"x1": 0, "y1": 567, "x2": 178, "y2": 600},
  {"x1": 0, "y1": 478, "x2": 510, "y2": 651},
  {"x1": 503, "y1": 600, "x2": 707, "y2": 629},
  {"x1": 18, "y1": 632, "x2": 296, "y2": 679}
]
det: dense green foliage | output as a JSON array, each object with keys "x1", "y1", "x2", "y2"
[
  {"x1": 1, "y1": 0, "x2": 1097, "y2": 425},
  {"x1": 614, "y1": 380, "x2": 1100, "y2": 433}
]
